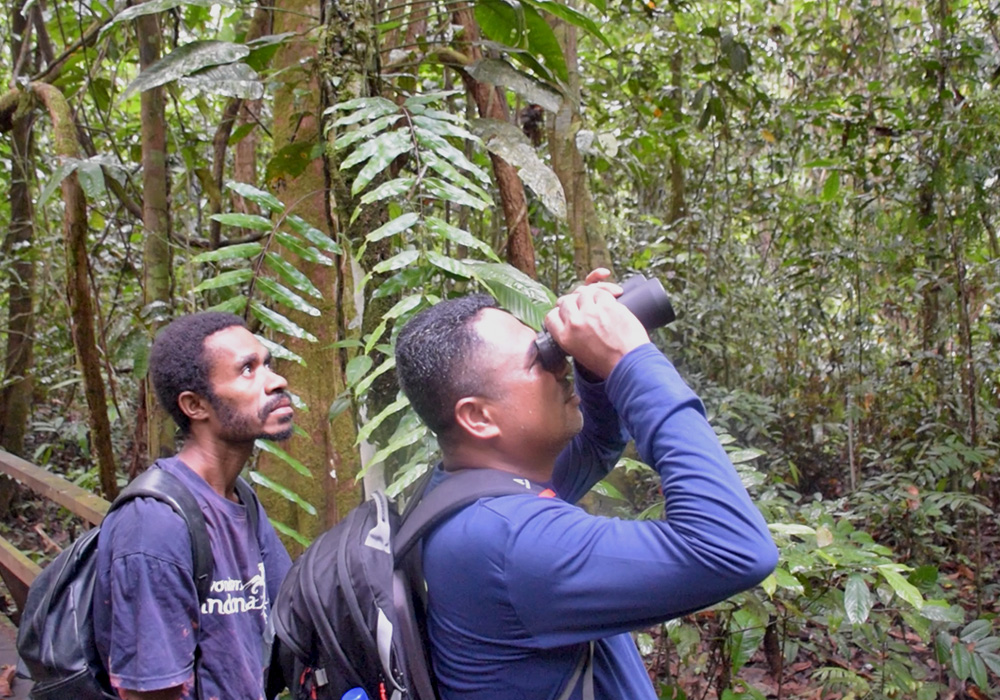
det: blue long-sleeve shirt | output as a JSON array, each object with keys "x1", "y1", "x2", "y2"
[{"x1": 422, "y1": 343, "x2": 778, "y2": 700}]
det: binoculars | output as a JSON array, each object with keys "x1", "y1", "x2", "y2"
[{"x1": 533, "y1": 275, "x2": 676, "y2": 373}]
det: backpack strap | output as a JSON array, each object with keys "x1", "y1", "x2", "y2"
[
  {"x1": 394, "y1": 468, "x2": 542, "y2": 565},
  {"x1": 111, "y1": 468, "x2": 214, "y2": 603}
]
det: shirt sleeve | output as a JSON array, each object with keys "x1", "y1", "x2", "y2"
[
  {"x1": 550, "y1": 366, "x2": 629, "y2": 503},
  {"x1": 493, "y1": 345, "x2": 778, "y2": 647},
  {"x1": 102, "y1": 499, "x2": 199, "y2": 692}
]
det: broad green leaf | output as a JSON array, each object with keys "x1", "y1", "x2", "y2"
[
  {"x1": 373, "y1": 249, "x2": 420, "y2": 274},
  {"x1": 274, "y1": 231, "x2": 333, "y2": 266},
  {"x1": 226, "y1": 182, "x2": 284, "y2": 213},
  {"x1": 466, "y1": 58, "x2": 564, "y2": 113},
  {"x1": 264, "y1": 252, "x2": 323, "y2": 299},
  {"x1": 121, "y1": 41, "x2": 250, "y2": 101},
  {"x1": 426, "y1": 251, "x2": 474, "y2": 278},
  {"x1": 470, "y1": 118, "x2": 566, "y2": 219},
  {"x1": 178, "y1": 62, "x2": 263, "y2": 100},
  {"x1": 367, "y1": 424, "x2": 425, "y2": 468},
  {"x1": 951, "y1": 642, "x2": 973, "y2": 681},
  {"x1": 384, "y1": 295, "x2": 424, "y2": 319},
  {"x1": 844, "y1": 575, "x2": 873, "y2": 624},
  {"x1": 728, "y1": 448, "x2": 764, "y2": 464},
  {"x1": 333, "y1": 114, "x2": 405, "y2": 151},
  {"x1": 920, "y1": 603, "x2": 966, "y2": 623},
  {"x1": 423, "y1": 178, "x2": 491, "y2": 211},
  {"x1": 414, "y1": 128, "x2": 489, "y2": 182},
  {"x1": 249, "y1": 301, "x2": 318, "y2": 342},
  {"x1": 426, "y1": 217, "x2": 500, "y2": 260},
  {"x1": 960, "y1": 620, "x2": 994, "y2": 644},
  {"x1": 356, "y1": 394, "x2": 410, "y2": 444},
  {"x1": 351, "y1": 131, "x2": 415, "y2": 195},
  {"x1": 193, "y1": 268, "x2": 253, "y2": 292},
  {"x1": 982, "y1": 651, "x2": 1000, "y2": 676},
  {"x1": 341, "y1": 128, "x2": 411, "y2": 170},
  {"x1": 730, "y1": 609, "x2": 765, "y2": 673},
  {"x1": 329, "y1": 393, "x2": 352, "y2": 421},
  {"x1": 285, "y1": 216, "x2": 344, "y2": 254},
  {"x1": 877, "y1": 566, "x2": 924, "y2": 609},
  {"x1": 364, "y1": 320, "x2": 388, "y2": 354},
  {"x1": 521, "y1": 0, "x2": 612, "y2": 49},
  {"x1": 256, "y1": 335, "x2": 305, "y2": 367},
  {"x1": 465, "y1": 260, "x2": 555, "y2": 330},
  {"x1": 329, "y1": 97, "x2": 399, "y2": 124},
  {"x1": 821, "y1": 170, "x2": 840, "y2": 201},
  {"x1": 421, "y1": 150, "x2": 492, "y2": 200},
  {"x1": 255, "y1": 440, "x2": 312, "y2": 478},
  {"x1": 590, "y1": 480, "x2": 625, "y2": 499},
  {"x1": 247, "y1": 470, "x2": 317, "y2": 516},
  {"x1": 410, "y1": 114, "x2": 480, "y2": 144},
  {"x1": 476, "y1": 0, "x2": 528, "y2": 49},
  {"x1": 206, "y1": 295, "x2": 248, "y2": 314},
  {"x1": 773, "y1": 567, "x2": 804, "y2": 593},
  {"x1": 366, "y1": 213, "x2": 421, "y2": 243},
  {"x1": 346, "y1": 355, "x2": 374, "y2": 387},
  {"x1": 106, "y1": 0, "x2": 227, "y2": 30},
  {"x1": 768, "y1": 523, "x2": 817, "y2": 537},
  {"x1": 191, "y1": 242, "x2": 263, "y2": 263},
  {"x1": 354, "y1": 357, "x2": 396, "y2": 397},
  {"x1": 761, "y1": 573, "x2": 777, "y2": 597},
  {"x1": 256, "y1": 278, "x2": 321, "y2": 317},
  {"x1": 360, "y1": 177, "x2": 417, "y2": 206},
  {"x1": 38, "y1": 159, "x2": 81, "y2": 206},
  {"x1": 269, "y1": 519, "x2": 312, "y2": 548},
  {"x1": 210, "y1": 213, "x2": 274, "y2": 231}
]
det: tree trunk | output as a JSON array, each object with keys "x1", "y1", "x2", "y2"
[
  {"x1": 259, "y1": 0, "x2": 366, "y2": 545},
  {"x1": 31, "y1": 82, "x2": 118, "y2": 498},
  {"x1": 547, "y1": 10, "x2": 612, "y2": 280},
  {"x1": 137, "y1": 10, "x2": 175, "y2": 465},
  {"x1": 452, "y1": 5, "x2": 537, "y2": 277}
]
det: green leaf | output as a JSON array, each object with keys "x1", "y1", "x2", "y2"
[
  {"x1": 422, "y1": 151, "x2": 493, "y2": 200},
  {"x1": 366, "y1": 213, "x2": 421, "y2": 243},
  {"x1": 38, "y1": 159, "x2": 81, "y2": 206},
  {"x1": 346, "y1": 355, "x2": 374, "y2": 387},
  {"x1": 951, "y1": 642, "x2": 973, "y2": 681},
  {"x1": 367, "y1": 422, "x2": 425, "y2": 466},
  {"x1": 350, "y1": 131, "x2": 415, "y2": 195},
  {"x1": 191, "y1": 242, "x2": 263, "y2": 263},
  {"x1": 423, "y1": 178, "x2": 491, "y2": 211},
  {"x1": 329, "y1": 97, "x2": 400, "y2": 124},
  {"x1": 413, "y1": 127, "x2": 489, "y2": 183},
  {"x1": 226, "y1": 182, "x2": 284, "y2": 213},
  {"x1": 426, "y1": 251, "x2": 474, "y2": 278},
  {"x1": 206, "y1": 296, "x2": 248, "y2": 314},
  {"x1": 768, "y1": 523, "x2": 817, "y2": 538},
  {"x1": 247, "y1": 470, "x2": 317, "y2": 516},
  {"x1": 256, "y1": 278, "x2": 321, "y2": 317},
  {"x1": 730, "y1": 609, "x2": 765, "y2": 674},
  {"x1": 256, "y1": 335, "x2": 305, "y2": 367},
  {"x1": 255, "y1": 440, "x2": 312, "y2": 478},
  {"x1": 178, "y1": 62, "x2": 263, "y2": 100},
  {"x1": 274, "y1": 231, "x2": 333, "y2": 266},
  {"x1": 465, "y1": 260, "x2": 555, "y2": 330},
  {"x1": 193, "y1": 268, "x2": 253, "y2": 292},
  {"x1": 269, "y1": 519, "x2": 312, "y2": 548},
  {"x1": 373, "y1": 249, "x2": 420, "y2": 274},
  {"x1": 466, "y1": 58, "x2": 563, "y2": 113},
  {"x1": 425, "y1": 217, "x2": 499, "y2": 260},
  {"x1": 821, "y1": 170, "x2": 840, "y2": 201},
  {"x1": 354, "y1": 357, "x2": 396, "y2": 397},
  {"x1": 727, "y1": 448, "x2": 765, "y2": 464},
  {"x1": 360, "y1": 177, "x2": 417, "y2": 206},
  {"x1": 333, "y1": 114, "x2": 405, "y2": 151},
  {"x1": 844, "y1": 575, "x2": 873, "y2": 624},
  {"x1": 121, "y1": 41, "x2": 250, "y2": 101},
  {"x1": 920, "y1": 603, "x2": 965, "y2": 623},
  {"x1": 476, "y1": 0, "x2": 528, "y2": 49},
  {"x1": 877, "y1": 566, "x2": 924, "y2": 609},
  {"x1": 264, "y1": 252, "x2": 323, "y2": 299},
  {"x1": 329, "y1": 393, "x2": 352, "y2": 421},
  {"x1": 384, "y1": 294, "x2": 424, "y2": 319},
  {"x1": 356, "y1": 394, "x2": 410, "y2": 445},
  {"x1": 285, "y1": 216, "x2": 343, "y2": 254},
  {"x1": 249, "y1": 301, "x2": 318, "y2": 342},
  {"x1": 210, "y1": 213, "x2": 274, "y2": 231},
  {"x1": 960, "y1": 620, "x2": 994, "y2": 644},
  {"x1": 773, "y1": 567, "x2": 804, "y2": 594},
  {"x1": 520, "y1": 0, "x2": 612, "y2": 49},
  {"x1": 590, "y1": 480, "x2": 625, "y2": 499}
]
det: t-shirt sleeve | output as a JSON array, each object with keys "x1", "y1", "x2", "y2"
[{"x1": 102, "y1": 499, "x2": 199, "y2": 692}]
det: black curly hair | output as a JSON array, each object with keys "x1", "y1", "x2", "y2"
[
  {"x1": 149, "y1": 312, "x2": 247, "y2": 435},
  {"x1": 394, "y1": 294, "x2": 497, "y2": 441}
]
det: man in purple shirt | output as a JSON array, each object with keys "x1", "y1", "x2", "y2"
[
  {"x1": 394, "y1": 270, "x2": 778, "y2": 700},
  {"x1": 93, "y1": 312, "x2": 294, "y2": 700}
]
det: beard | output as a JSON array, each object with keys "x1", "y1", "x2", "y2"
[{"x1": 208, "y1": 391, "x2": 294, "y2": 443}]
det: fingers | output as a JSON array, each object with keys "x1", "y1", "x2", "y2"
[{"x1": 584, "y1": 268, "x2": 612, "y2": 285}]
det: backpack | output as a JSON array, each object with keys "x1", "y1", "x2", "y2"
[
  {"x1": 15, "y1": 466, "x2": 259, "y2": 700},
  {"x1": 272, "y1": 468, "x2": 595, "y2": 700}
]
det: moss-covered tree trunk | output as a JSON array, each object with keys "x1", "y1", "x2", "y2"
[
  {"x1": 137, "y1": 10, "x2": 175, "y2": 466},
  {"x1": 258, "y1": 0, "x2": 372, "y2": 545}
]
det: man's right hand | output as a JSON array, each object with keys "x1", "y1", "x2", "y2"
[{"x1": 543, "y1": 272, "x2": 650, "y2": 380}]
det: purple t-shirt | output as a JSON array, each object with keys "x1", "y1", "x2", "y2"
[{"x1": 93, "y1": 458, "x2": 292, "y2": 699}]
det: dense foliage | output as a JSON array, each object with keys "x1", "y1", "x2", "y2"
[{"x1": 1, "y1": 0, "x2": 998, "y2": 696}]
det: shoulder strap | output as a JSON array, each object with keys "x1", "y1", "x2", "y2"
[
  {"x1": 234, "y1": 476, "x2": 260, "y2": 537},
  {"x1": 111, "y1": 468, "x2": 214, "y2": 604},
  {"x1": 394, "y1": 468, "x2": 542, "y2": 564}
]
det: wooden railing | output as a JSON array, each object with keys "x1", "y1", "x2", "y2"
[{"x1": 0, "y1": 448, "x2": 111, "y2": 615}]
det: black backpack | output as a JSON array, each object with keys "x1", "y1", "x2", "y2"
[
  {"x1": 16, "y1": 466, "x2": 258, "y2": 700},
  {"x1": 272, "y1": 468, "x2": 564, "y2": 700}
]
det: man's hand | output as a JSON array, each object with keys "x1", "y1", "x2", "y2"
[{"x1": 544, "y1": 268, "x2": 650, "y2": 379}]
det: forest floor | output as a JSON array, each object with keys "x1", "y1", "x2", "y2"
[{"x1": 0, "y1": 454, "x2": 997, "y2": 700}]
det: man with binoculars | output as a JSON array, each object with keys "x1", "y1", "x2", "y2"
[{"x1": 394, "y1": 269, "x2": 778, "y2": 700}]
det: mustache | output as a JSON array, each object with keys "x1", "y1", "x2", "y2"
[{"x1": 259, "y1": 391, "x2": 292, "y2": 420}]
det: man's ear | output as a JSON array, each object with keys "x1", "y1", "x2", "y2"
[
  {"x1": 177, "y1": 390, "x2": 212, "y2": 424},
  {"x1": 454, "y1": 396, "x2": 500, "y2": 440}
]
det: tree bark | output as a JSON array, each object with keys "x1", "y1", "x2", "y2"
[
  {"x1": 137, "y1": 10, "x2": 175, "y2": 465},
  {"x1": 452, "y1": 5, "x2": 537, "y2": 277},
  {"x1": 31, "y1": 82, "x2": 118, "y2": 498},
  {"x1": 547, "y1": 11, "x2": 612, "y2": 280}
]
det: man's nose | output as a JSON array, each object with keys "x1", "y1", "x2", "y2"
[{"x1": 266, "y1": 367, "x2": 289, "y2": 393}]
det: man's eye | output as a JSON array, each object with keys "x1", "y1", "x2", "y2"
[{"x1": 242, "y1": 364, "x2": 254, "y2": 376}]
